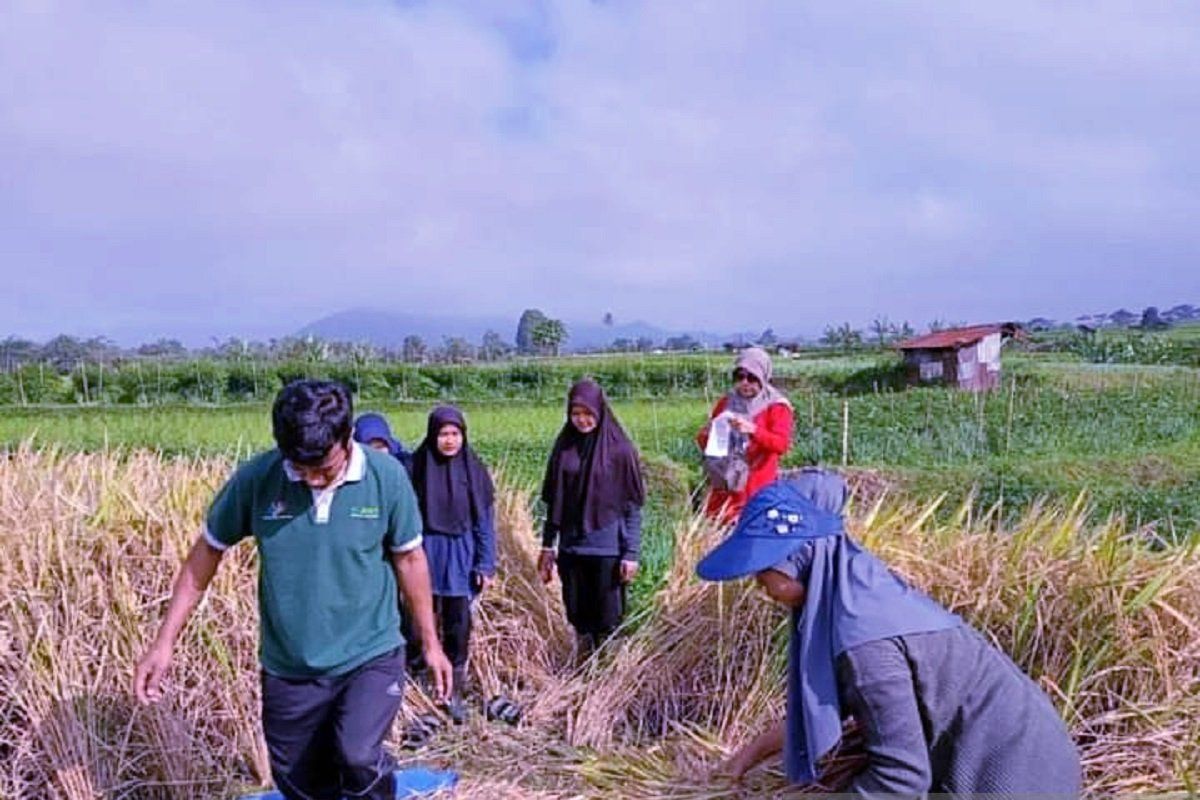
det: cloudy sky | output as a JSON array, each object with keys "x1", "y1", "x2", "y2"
[{"x1": 2, "y1": 1, "x2": 1198, "y2": 343}]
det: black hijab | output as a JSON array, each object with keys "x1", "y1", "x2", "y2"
[
  {"x1": 411, "y1": 405, "x2": 494, "y2": 535},
  {"x1": 541, "y1": 379, "x2": 645, "y2": 534}
]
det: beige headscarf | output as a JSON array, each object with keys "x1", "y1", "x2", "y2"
[{"x1": 729, "y1": 346, "x2": 792, "y2": 418}]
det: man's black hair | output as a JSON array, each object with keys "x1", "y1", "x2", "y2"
[{"x1": 272, "y1": 380, "x2": 353, "y2": 465}]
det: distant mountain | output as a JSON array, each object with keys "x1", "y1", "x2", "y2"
[
  {"x1": 1163, "y1": 304, "x2": 1199, "y2": 323},
  {"x1": 1058, "y1": 302, "x2": 1200, "y2": 331},
  {"x1": 1025, "y1": 317, "x2": 1058, "y2": 331},
  {"x1": 297, "y1": 309, "x2": 515, "y2": 347},
  {"x1": 563, "y1": 319, "x2": 672, "y2": 349},
  {"x1": 295, "y1": 308, "x2": 735, "y2": 351},
  {"x1": 297, "y1": 301, "x2": 1199, "y2": 354},
  {"x1": 567, "y1": 320, "x2": 761, "y2": 350}
]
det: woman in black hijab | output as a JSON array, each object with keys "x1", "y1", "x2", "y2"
[
  {"x1": 406, "y1": 405, "x2": 496, "y2": 722},
  {"x1": 538, "y1": 379, "x2": 646, "y2": 661}
]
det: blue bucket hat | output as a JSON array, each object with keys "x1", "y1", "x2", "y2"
[
  {"x1": 353, "y1": 412, "x2": 410, "y2": 462},
  {"x1": 696, "y1": 481, "x2": 844, "y2": 582},
  {"x1": 697, "y1": 477, "x2": 961, "y2": 784},
  {"x1": 353, "y1": 413, "x2": 393, "y2": 444}
]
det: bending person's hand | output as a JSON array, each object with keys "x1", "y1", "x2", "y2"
[
  {"x1": 133, "y1": 643, "x2": 172, "y2": 705},
  {"x1": 537, "y1": 549, "x2": 557, "y2": 584},
  {"x1": 714, "y1": 718, "x2": 786, "y2": 782},
  {"x1": 711, "y1": 743, "x2": 759, "y2": 783},
  {"x1": 423, "y1": 644, "x2": 454, "y2": 703}
]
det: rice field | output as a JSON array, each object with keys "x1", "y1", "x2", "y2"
[
  {"x1": 2, "y1": 355, "x2": 1198, "y2": 797},
  {"x1": 1, "y1": 448, "x2": 1196, "y2": 798},
  {"x1": 3, "y1": 358, "x2": 1199, "y2": 532}
]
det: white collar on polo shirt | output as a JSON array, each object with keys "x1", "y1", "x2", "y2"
[
  {"x1": 283, "y1": 441, "x2": 366, "y2": 524},
  {"x1": 283, "y1": 440, "x2": 366, "y2": 485}
]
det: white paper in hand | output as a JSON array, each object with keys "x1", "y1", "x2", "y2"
[{"x1": 704, "y1": 412, "x2": 735, "y2": 458}]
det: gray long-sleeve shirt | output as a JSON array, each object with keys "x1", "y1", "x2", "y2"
[{"x1": 542, "y1": 503, "x2": 642, "y2": 560}]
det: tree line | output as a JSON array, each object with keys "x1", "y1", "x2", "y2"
[
  {"x1": 0, "y1": 354, "x2": 762, "y2": 406},
  {"x1": 0, "y1": 314, "x2": 966, "y2": 379}
]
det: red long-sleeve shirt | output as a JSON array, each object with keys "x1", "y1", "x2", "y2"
[{"x1": 696, "y1": 396, "x2": 794, "y2": 522}]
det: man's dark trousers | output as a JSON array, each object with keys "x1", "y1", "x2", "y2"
[{"x1": 261, "y1": 647, "x2": 405, "y2": 800}]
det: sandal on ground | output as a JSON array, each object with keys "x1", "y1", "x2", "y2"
[
  {"x1": 484, "y1": 695, "x2": 522, "y2": 726},
  {"x1": 400, "y1": 713, "x2": 443, "y2": 749}
]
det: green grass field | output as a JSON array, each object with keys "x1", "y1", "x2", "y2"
[{"x1": 2, "y1": 356, "x2": 1198, "y2": 536}]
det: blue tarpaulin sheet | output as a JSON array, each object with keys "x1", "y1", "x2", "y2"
[{"x1": 238, "y1": 767, "x2": 457, "y2": 799}]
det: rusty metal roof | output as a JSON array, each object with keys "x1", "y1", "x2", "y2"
[{"x1": 896, "y1": 322, "x2": 1022, "y2": 351}]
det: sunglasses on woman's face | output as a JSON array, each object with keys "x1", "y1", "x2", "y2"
[{"x1": 733, "y1": 370, "x2": 759, "y2": 383}]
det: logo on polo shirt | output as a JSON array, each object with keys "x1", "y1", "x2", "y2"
[
  {"x1": 349, "y1": 506, "x2": 381, "y2": 520},
  {"x1": 262, "y1": 499, "x2": 294, "y2": 521}
]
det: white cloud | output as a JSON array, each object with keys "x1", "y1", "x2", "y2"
[{"x1": 0, "y1": 1, "x2": 1197, "y2": 341}]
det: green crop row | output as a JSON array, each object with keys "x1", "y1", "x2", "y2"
[
  {"x1": 3, "y1": 363, "x2": 1199, "y2": 535},
  {"x1": 0, "y1": 353, "x2": 904, "y2": 406}
]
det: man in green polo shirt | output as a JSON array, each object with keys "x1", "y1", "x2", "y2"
[{"x1": 133, "y1": 379, "x2": 451, "y2": 800}]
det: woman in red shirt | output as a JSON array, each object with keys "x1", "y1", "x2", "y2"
[{"x1": 697, "y1": 347, "x2": 793, "y2": 522}]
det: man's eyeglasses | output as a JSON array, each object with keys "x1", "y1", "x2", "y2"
[{"x1": 292, "y1": 443, "x2": 349, "y2": 487}]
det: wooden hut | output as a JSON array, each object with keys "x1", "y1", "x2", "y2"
[{"x1": 896, "y1": 323, "x2": 1022, "y2": 391}]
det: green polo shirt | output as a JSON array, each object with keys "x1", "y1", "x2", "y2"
[{"x1": 204, "y1": 442, "x2": 422, "y2": 677}]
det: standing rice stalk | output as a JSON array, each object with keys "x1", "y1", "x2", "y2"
[{"x1": 0, "y1": 448, "x2": 1194, "y2": 797}]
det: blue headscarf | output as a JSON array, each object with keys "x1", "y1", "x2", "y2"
[
  {"x1": 353, "y1": 413, "x2": 412, "y2": 469},
  {"x1": 696, "y1": 476, "x2": 961, "y2": 783}
]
